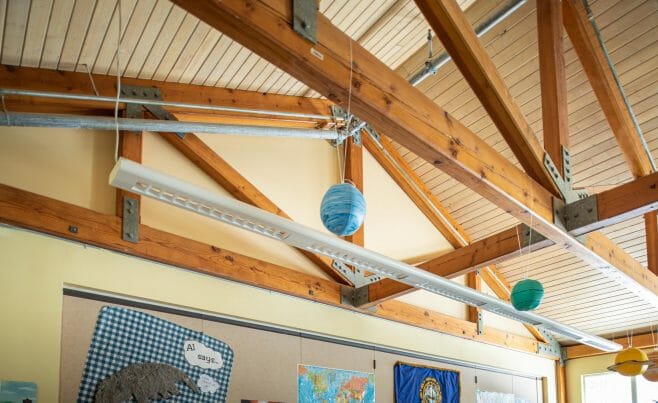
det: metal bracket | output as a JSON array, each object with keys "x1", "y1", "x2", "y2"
[
  {"x1": 519, "y1": 223, "x2": 548, "y2": 248},
  {"x1": 340, "y1": 284, "x2": 375, "y2": 310},
  {"x1": 332, "y1": 260, "x2": 382, "y2": 288},
  {"x1": 537, "y1": 328, "x2": 563, "y2": 361},
  {"x1": 120, "y1": 85, "x2": 185, "y2": 138},
  {"x1": 122, "y1": 197, "x2": 139, "y2": 243},
  {"x1": 292, "y1": 0, "x2": 318, "y2": 43},
  {"x1": 552, "y1": 196, "x2": 567, "y2": 231},
  {"x1": 563, "y1": 194, "x2": 599, "y2": 235},
  {"x1": 562, "y1": 147, "x2": 572, "y2": 187},
  {"x1": 475, "y1": 311, "x2": 484, "y2": 335},
  {"x1": 328, "y1": 106, "x2": 365, "y2": 146},
  {"x1": 543, "y1": 150, "x2": 585, "y2": 204},
  {"x1": 363, "y1": 124, "x2": 380, "y2": 142}
]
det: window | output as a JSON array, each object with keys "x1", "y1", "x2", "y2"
[
  {"x1": 636, "y1": 376, "x2": 658, "y2": 403},
  {"x1": 583, "y1": 372, "x2": 658, "y2": 403}
]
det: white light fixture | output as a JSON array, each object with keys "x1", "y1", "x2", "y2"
[{"x1": 109, "y1": 158, "x2": 622, "y2": 353}]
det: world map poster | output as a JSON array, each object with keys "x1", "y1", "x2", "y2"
[{"x1": 297, "y1": 364, "x2": 375, "y2": 403}]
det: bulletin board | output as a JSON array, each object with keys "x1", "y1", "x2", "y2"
[{"x1": 59, "y1": 291, "x2": 544, "y2": 402}]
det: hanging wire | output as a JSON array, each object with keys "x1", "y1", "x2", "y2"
[
  {"x1": 337, "y1": 36, "x2": 355, "y2": 184},
  {"x1": 525, "y1": 214, "x2": 533, "y2": 280},
  {"x1": 113, "y1": 0, "x2": 123, "y2": 162},
  {"x1": 515, "y1": 224, "x2": 523, "y2": 259},
  {"x1": 651, "y1": 325, "x2": 656, "y2": 351},
  {"x1": 83, "y1": 63, "x2": 100, "y2": 96}
]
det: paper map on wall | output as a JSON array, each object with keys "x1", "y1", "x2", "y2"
[
  {"x1": 77, "y1": 306, "x2": 234, "y2": 402},
  {"x1": 297, "y1": 364, "x2": 375, "y2": 402}
]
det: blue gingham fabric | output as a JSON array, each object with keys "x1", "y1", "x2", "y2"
[{"x1": 77, "y1": 306, "x2": 234, "y2": 402}]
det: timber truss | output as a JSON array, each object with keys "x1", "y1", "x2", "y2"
[{"x1": 0, "y1": 0, "x2": 656, "y2": 361}]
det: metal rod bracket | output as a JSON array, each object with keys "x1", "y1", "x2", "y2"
[
  {"x1": 120, "y1": 85, "x2": 186, "y2": 138},
  {"x1": 333, "y1": 260, "x2": 382, "y2": 288}
]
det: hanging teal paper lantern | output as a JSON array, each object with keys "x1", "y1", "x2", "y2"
[
  {"x1": 320, "y1": 183, "x2": 366, "y2": 236},
  {"x1": 510, "y1": 279, "x2": 544, "y2": 311}
]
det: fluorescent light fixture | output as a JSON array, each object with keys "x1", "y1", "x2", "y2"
[{"x1": 109, "y1": 158, "x2": 622, "y2": 352}]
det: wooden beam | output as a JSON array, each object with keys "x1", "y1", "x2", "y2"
[
  {"x1": 537, "y1": 0, "x2": 569, "y2": 172},
  {"x1": 562, "y1": 0, "x2": 654, "y2": 178},
  {"x1": 647, "y1": 211, "x2": 658, "y2": 276},
  {"x1": 362, "y1": 132, "x2": 548, "y2": 341},
  {"x1": 344, "y1": 136, "x2": 364, "y2": 246},
  {"x1": 365, "y1": 224, "x2": 554, "y2": 305},
  {"x1": 0, "y1": 65, "x2": 334, "y2": 126},
  {"x1": 556, "y1": 362, "x2": 567, "y2": 403},
  {"x1": 568, "y1": 171, "x2": 658, "y2": 236},
  {"x1": 159, "y1": 131, "x2": 351, "y2": 284},
  {"x1": 362, "y1": 134, "x2": 468, "y2": 248},
  {"x1": 168, "y1": 0, "x2": 657, "y2": 306},
  {"x1": 562, "y1": 0, "x2": 658, "y2": 286},
  {"x1": 115, "y1": 110, "x2": 143, "y2": 219},
  {"x1": 376, "y1": 300, "x2": 541, "y2": 354},
  {"x1": 565, "y1": 332, "x2": 658, "y2": 359},
  {"x1": 413, "y1": 0, "x2": 559, "y2": 196},
  {"x1": 0, "y1": 182, "x2": 547, "y2": 356},
  {"x1": 366, "y1": 171, "x2": 658, "y2": 302},
  {"x1": 466, "y1": 271, "x2": 481, "y2": 323}
]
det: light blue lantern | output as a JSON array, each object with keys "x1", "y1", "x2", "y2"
[
  {"x1": 320, "y1": 183, "x2": 366, "y2": 236},
  {"x1": 510, "y1": 278, "x2": 545, "y2": 311}
]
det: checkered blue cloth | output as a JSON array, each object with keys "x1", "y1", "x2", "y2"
[{"x1": 77, "y1": 306, "x2": 234, "y2": 402}]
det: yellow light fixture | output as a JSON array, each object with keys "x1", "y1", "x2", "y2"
[{"x1": 607, "y1": 347, "x2": 650, "y2": 376}]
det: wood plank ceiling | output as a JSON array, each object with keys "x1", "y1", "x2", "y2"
[{"x1": 0, "y1": 0, "x2": 656, "y2": 341}]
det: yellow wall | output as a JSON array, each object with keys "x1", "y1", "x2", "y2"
[
  {"x1": 0, "y1": 126, "x2": 557, "y2": 401},
  {"x1": 0, "y1": 228, "x2": 558, "y2": 401}
]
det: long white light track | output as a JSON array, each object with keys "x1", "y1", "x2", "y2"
[{"x1": 109, "y1": 158, "x2": 621, "y2": 353}]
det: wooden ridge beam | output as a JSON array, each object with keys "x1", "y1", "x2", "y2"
[
  {"x1": 537, "y1": 0, "x2": 570, "y2": 173},
  {"x1": 168, "y1": 0, "x2": 657, "y2": 306},
  {"x1": 0, "y1": 65, "x2": 333, "y2": 126},
  {"x1": 159, "y1": 131, "x2": 351, "y2": 284},
  {"x1": 413, "y1": 0, "x2": 559, "y2": 196},
  {"x1": 565, "y1": 332, "x2": 658, "y2": 359},
  {"x1": 0, "y1": 182, "x2": 545, "y2": 356},
  {"x1": 562, "y1": 0, "x2": 654, "y2": 178}
]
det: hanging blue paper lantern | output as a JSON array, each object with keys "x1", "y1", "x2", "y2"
[
  {"x1": 320, "y1": 183, "x2": 366, "y2": 236},
  {"x1": 510, "y1": 279, "x2": 544, "y2": 311}
]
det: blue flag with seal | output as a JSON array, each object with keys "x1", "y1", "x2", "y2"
[{"x1": 394, "y1": 362, "x2": 460, "y2": 403}]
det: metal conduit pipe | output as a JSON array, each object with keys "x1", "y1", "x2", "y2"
[
  {"x1": 0, "y1": 88, "x2": 334, "y2": 121},
  {"x1": 408, "y1": 0, "x2": 528, "y2": 86},
  {"x1": 0, "y1": 112, "x2": 340, "y2": 140},
  {"x1": 581, "y1": 0, "x2": 656, "y2": 172},
  {"x1": 346, "y1": 0, "x2": 528, "y2": 137}
]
